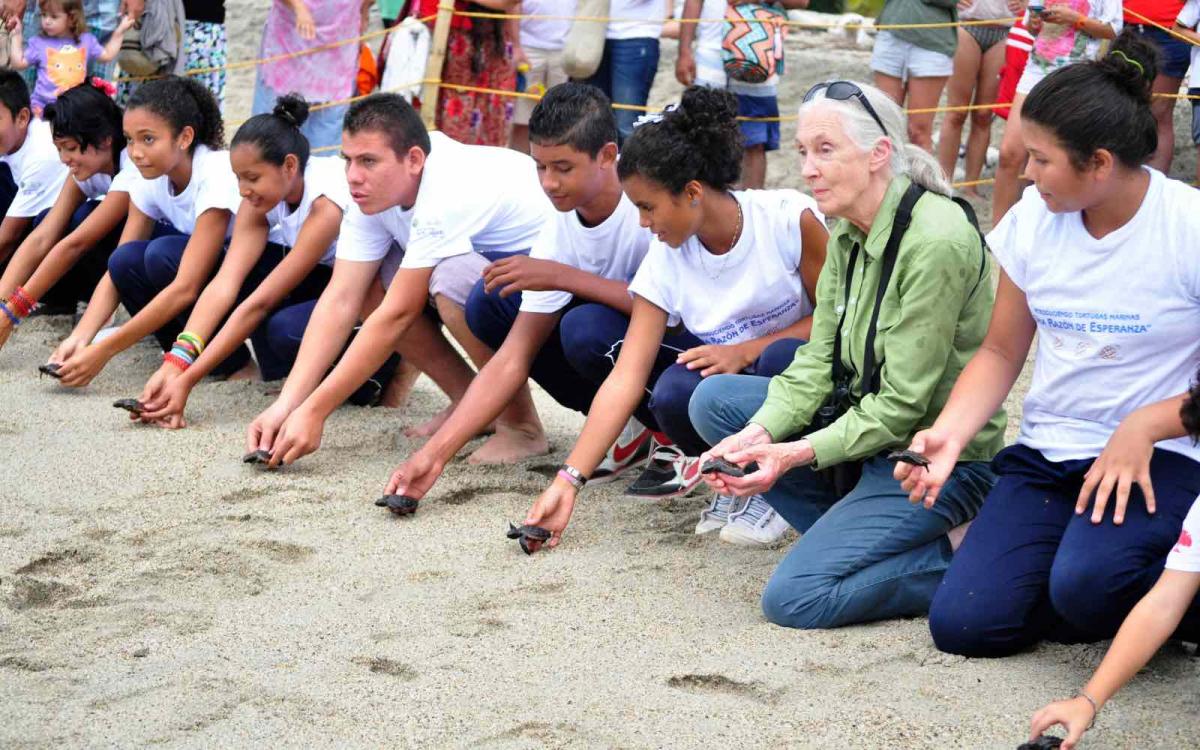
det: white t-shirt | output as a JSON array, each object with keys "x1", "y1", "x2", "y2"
[
  {"x1": 75, "y1": 149, "x2": 138, "y2": 201},
  {"x1": 1178, "y1": 0, "x2": 1200, "y2": 89},
  {"x1": 127, "y1": 145, "x2": 240, "y2": 237},
  {"x1": 988, "y1": 169, "x2": 1200, "y2": 463},
  {"x1": 336, "y1": 201, "x2": 411, "y2": 267},
  {"x1": 608, "y1": 0, "x2": 665, "y2": 39},
  {"x1": 1167, "y1": 498, "x2": 1200, "y2": 572},
  {"x1": 0, "y1": 119, "x2": 68, "y2": 217},
  {"x1": 628, "y1": 189, "x2": 820, "y2": 344},
  {"x1": 520, "y1": 192, "x2": 651, "y2": 314},
  {"x1": 263, "y1": 156, "x2": 351, "y2": 266},
  {"x1": 520, "y1": 0, "x2": 575, "y2": 50},
  {"x1": 401, "y1": 132, "x2": 551, "y2": 269}
]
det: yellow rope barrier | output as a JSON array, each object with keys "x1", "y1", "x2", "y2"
[
  {"x1": 1124, "y1": 7, "x2": 1199, "y2": 47},
  {"x1": 451, "y1": 9, "x2": 1021, "y2": 30}
]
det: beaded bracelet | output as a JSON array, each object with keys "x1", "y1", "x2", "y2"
[
  {"x1": 163, "y1": 351, "x2": 191, "y2": 371},
  {"x1": 11, "y1": 286, "x2": 36, "y2": 317},
  {"x1": 0, "y1": 299, "x2": 20, "y2": 326}
]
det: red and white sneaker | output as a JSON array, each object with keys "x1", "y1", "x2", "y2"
[
  {"x1": 624, "y1": 438, "x2": 704, "y2": 498},
  {"x1": 589, "y1": 417, "x2": 653, "y2": 485}
]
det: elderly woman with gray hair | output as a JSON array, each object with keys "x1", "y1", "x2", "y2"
[{"x1": 689, "y1": 80, "x2": 1006, "y2": 630}]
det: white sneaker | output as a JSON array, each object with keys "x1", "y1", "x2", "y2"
[
  {"x1": 695, "y1": 493, "x2": 737, "y2": 535},
  {"x1": 590, "y1": 417, "x2": 653, "y2": 485},
  {"x1": 719, "y1": 495, "x2": 791, "y2": 548}
]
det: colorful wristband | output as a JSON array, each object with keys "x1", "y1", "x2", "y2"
[
  {"x1": 163, "y1": 351, "x2": 191, "y2": 371},
  {"x1": 0, "y1": 300, "x2": 20, "y2": 326},
  {"x1": 557, "y1": 464, "x2": 587, "y2": 490},
  {"x1": 177, "y1": 331, "x2": 205, "y2": 355},
  {"x1": 12, "y1": 285, "x2": 36, "y2": 315}
]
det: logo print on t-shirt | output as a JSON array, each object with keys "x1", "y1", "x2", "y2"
[
  {"x1": 1097, "y1": 345, "x2": 1120, "y2": 360},
  {"x1": 1175, "y1": 529, "x2": 1193, "y2": 553},
  {"x1": 46, "y1": 44, "x2": 86, "y2": 92}
]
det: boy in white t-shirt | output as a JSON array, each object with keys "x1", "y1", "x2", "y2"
[
  {"x1": 0, "y1": 69, "x2": 68, "y2": 268},
  {"x1": 385, "y1": 83, "x2": 686, "y2": 505},
  {"x1": 1027, "y1": 376, "x2": 1200, "y2": 748},
  {"x1": 260, "y1": 93, "x2": 555, "y2": 469},
  {"x1": 509, "y1": 0, "x2": 575, "y2": 153},
  {"x1": 1174, "y1": 0, "x2": 1200, "y2": 185}
]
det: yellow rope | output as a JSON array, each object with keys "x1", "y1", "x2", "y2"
[
  {"x1": 452, "y1": 9, "x2": 1020, "y2": 30},
  {"x1": 1124, "y1": 7, "x2": 1200, "y2": 47}
]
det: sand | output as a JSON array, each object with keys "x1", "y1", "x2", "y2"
[{"x1": 2, "y1": 5, "x2": 1199, "y2": 748}]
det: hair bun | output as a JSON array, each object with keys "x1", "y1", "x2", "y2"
[
  {"x1": 1098, "y1": 30, "x2": 1158, "y2": 104},
  {"x1": 670, "y1": 85, "x2": 739, "y2": 137},
  {"x1": 273, "y1": 93, "x2": 311, "y2": 129}
]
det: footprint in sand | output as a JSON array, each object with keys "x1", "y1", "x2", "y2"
[
  {"x1": 6, "y1": 578, "x2": 78, "y2": 610},
  {"x1": 478, "y1": 721, "x2": 581, "y2": 745},
  {"x1": 219, "y1": 487, "x2": 273, "y2": 504},
  {"x1": 15, "y1": 548, "x2": 93, "y2": 575},
  {"x1": 245, "y1": 539, "x2": 314, "y2": 563},
  {"x1": 351, "y1": 656, "x2": 418, "y2": 680},
  {"x1": 666, "y1": 673, "x2": 773, "y2": 702}
]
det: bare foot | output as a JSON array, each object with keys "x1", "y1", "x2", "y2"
[
  {"x1": 223, "y1": 360, "x2": 260, "y2": 382},
  {"x1": 948, "y1": 521, "x2": 972, "y2": 552},
  {"x1": 467, "y1": 424, "x2": 550, "y2": 464},
  {"x1": 379, "y1": 360, "x2": 421, "y2": 409},
  {"x1": 960, "y1": 187, "x2": 984, "y2": 202}
]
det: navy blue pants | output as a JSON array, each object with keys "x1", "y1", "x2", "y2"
[
  {"x1": 930, "y1": 443, "x2": 1200, "y2": 656},
  {"x1": 108, "y1": 234, "x2": 327, "y2": 379},
  {"x1": 465, "y1": 281, "x2": 803, "y2": 456},
  {"x1": 31, "y1": 200, "x2": 125, "y2": 309}
]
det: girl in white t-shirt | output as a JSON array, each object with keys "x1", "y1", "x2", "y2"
[
  {"x1": 135, "y1": 95, "x2": 353, "y2": 429},
  {"x1": 521, "y1": 86, "x2": 829, "y2": 550},
  {"x1": 992, "y1": 0, "x2": 1120, "y2": 222},
  {"x1": 50, "y1": 75, "x2": 240, "y2": 388},
  {"x1": 1027, "y1": 377, "x2": 1200, "y2": 749},
  {"x1": 0, "y1": 81, "x2": 135, "y2": 354},
  {"x1": 896, "y1": 34, "x2": 1200, "y2": 660}
]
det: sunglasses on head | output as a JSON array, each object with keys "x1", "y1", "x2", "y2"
[{"x1": 802, "y1": 81, "x2": 890, "y2": 140}]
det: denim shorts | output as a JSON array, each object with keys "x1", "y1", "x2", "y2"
[
  {"x1": 1128, "y1": 24, "x2": 1192, "y2": 80},
  {"x1": 737, "y1": 93, "x2": 781, "y2": 151},
  {"x1": 871, "y1": 30, "x2": 954, "y2": 79}
]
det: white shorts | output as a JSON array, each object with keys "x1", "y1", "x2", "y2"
[
  {"x1": 870, "y1": 30, "x2": 954, "y2": 80},
  {"x1": 1015, "y1": 58, "x2": 1051, "y2": 95},
  {"x1": 514, "y1": 46, "x2": 569, "y2": 125},
  {"x1": 379, "y1": 251, "x2": 491, "y2": 308}
]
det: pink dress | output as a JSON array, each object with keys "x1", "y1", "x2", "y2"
[{"x1": 258, "y1": 0, "x2": 361, "y2": 104}]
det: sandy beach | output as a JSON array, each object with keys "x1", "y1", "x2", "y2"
[{"x1": 2, "y1": 3, "x2": 1199, "y2": 747}]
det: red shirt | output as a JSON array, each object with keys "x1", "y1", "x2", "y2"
[{"x1": 1123, "y1": 0, "x2": 1185, "y2": 28}]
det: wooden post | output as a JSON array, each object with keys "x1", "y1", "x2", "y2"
[{"x1": 420, "y1": 0, "x2": 455, "y2": 130}]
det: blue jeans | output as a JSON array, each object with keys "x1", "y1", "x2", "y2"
[
  {"x1": 929, "y1": 443, "x2": 1200, "y2": 656},
  {"x1": 689, "y1": 373, "x2": 996, "y2": 629},
  {"x1": 581, "y1": 37, "x2": 660, "y2": 143},
  {"x1": 252, "y1": 76, "x2": 349, "y2": 151}
]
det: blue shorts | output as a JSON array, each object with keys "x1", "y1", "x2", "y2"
[
  {"x1": 737, "y1": 93, "x2": 781, "y2": 151},
  {"x1": 1128, "y1": 24, "x2": 1191, "y2": 80}
]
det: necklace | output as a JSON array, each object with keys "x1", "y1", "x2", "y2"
[{"x1": 698, "y1": 198, "x2": 743, "y2": 281}]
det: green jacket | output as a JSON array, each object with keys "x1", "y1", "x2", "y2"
[
  {"x1": 877, "y1": 0, "x2": 960, "y2": 59},
  {"x1": 751, "y1": 176, "x2": 1006, "y2": 468}
]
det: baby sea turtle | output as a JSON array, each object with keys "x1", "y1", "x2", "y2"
[
  {"x1": 700, "y1": 457, "x2": 759, "y2": 478},
  {"x1": 37, "y1": 363, "x2": 62, "y2": 379},
  {"x1": 373, "y1": 494, "x2": 419, "y2": 516},
  {"x1": 242, "y1": 449, "x2": 272, "y2": 465},
  {"x1": 886, "y1": 449, "x2": 931, "y2": 468},
  {"x1": 112, "y1": 398, "x2": 144, "y2": 416},
  {"x1": 1017, "y1": 736, "x2": 1063, "y2": 750},
  {"x1": 506, "y1": 522, "x2": 551, "y2": 555}
]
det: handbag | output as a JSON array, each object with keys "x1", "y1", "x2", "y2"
[
  {"x1": 117, "y1": 22, "x2": 159, "y2": 77},
  {"x1": 562, "y1": 0, "x2": 609, "y2": 79},
  {"x1": 722, "y1": 2, "x2": 786, "y2": 84}
]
